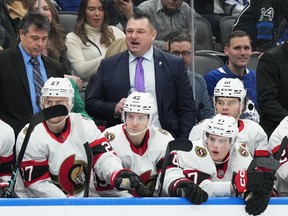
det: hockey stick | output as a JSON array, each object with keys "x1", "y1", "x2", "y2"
[
  {"x1": 157, "y1": 139, "x2": 193, "y2": 197},
  {"x1": 275, "y1": 136, "x2": 288, "y2": 161},
  {"x1": 4, "y1": 105, "x2": 68, "y2": 198},
  {"x1": 75, "y1": 114, "x2": 93, "y2": 197}
]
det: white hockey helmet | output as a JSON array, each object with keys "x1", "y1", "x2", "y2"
[
  {"x1": 122, "y1": 91, "x2": 156, "y2": 124},
  {"x1": 214, "y1": 78, "x2": 246, "y2": 101},
  {"x1": 41, "y1": 77, "x2": 74, "y2": 111},
  {"x1": 204, "y1": 114, "x2": 238, "y2": 145}
]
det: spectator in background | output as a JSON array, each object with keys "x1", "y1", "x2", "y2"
[
  {"x1": 168, "y1": 32, "x2": 214, "y2": 122},
  {"x1": 85, "y1": 13, "x2": 196, "y2": 139},
  {"x1": 65, "y1": 0, "x2": 125, "y2": 86},
  {"x1": 138, "y1": 0, "x2": 193, "y2": 51},
  {"x1": 204, "y1": 30, "x2": 257, "y2": 110},
  {"x1": 0, "y1": 12, "x2": 64, "y2": 136},
  {"x1": 257, "y1": 41, "x2": 288, "y2": 138},
  {"x1": 5, "y1": 0, "x2": 29, "y2": 20},
  {"x1": 29, "y1": 0, "x2": 91, "y2": 119},
  {"x1": 0, "y1": 0, "x2": 24, "y2": 48},
  {"x1": 233, "y1": 0, "x2": 288, "y2": 52},
  {"x1": 103, "y1": 0, "x2": 142, "y2": 32}
]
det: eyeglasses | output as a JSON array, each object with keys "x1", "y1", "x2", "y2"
[
  {"x1": 171, "y1": 51, "x2": 192, "y2": 57},
  {"x1": 216, "y1": 100, "x2": 239, "y2": 107}
]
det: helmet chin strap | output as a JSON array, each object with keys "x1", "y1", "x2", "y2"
[
  {"x1": 213, "y1": 142, "x2": 236, "y2": 165},
  {"x1": 124, "y1": 124, "x2": 149, "y2": 137}
]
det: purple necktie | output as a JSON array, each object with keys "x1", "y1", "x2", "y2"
[{"x1": 135, "y1": 57, "x2": 145, "y2": 92}]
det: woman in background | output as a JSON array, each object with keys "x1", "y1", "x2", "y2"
[{"x1": 65, "y1": 0, "x2": 125, "y2": 86}]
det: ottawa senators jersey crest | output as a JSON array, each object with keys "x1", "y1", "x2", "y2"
[
  {"x1": 195, "y1": 146, "x2": 208, "y2": 157},
  {"x1": 104, "y1": 131, "x2": 116, "y2": 142},
  {"x1": 238, "y1": 146, "x2": 250, "y2": 157},
  {"x1": 57, "y1": 155, "x2": 88, "y2": 195}
]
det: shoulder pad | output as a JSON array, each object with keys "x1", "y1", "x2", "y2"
[
  {"x1": 157, "y1": 128, "x2": 170, "y2": 135},
  {"x1": 237, "y1": 145, "x2": 251, "y2": 157},
  {"x1": 104, "y1": 131, "x2": 116, "y2": 142}
]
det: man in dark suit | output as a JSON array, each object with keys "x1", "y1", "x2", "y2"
[
  {"x1": 85, "y1": 13, "x2": 196, "y2": 139},
  {"x1": 0, "y1": 12, "x2": 64, "y2": 136}
]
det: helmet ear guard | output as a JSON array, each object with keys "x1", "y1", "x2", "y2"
[{"x1": 40, "y1": 77, "x2": 74, "y2": 112}]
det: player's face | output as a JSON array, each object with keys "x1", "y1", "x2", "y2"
[
  {"x1": 125, "y1": 112, "x2": 149, "y2": 133},
  {"x1": 169, "y1": 41, "x2": 193, "y2": 67},
  {"x1": 215, "y1": 97, "x2": 241, "y2": 119},
  {"x1": 85, "y1": 0, "x2": 104, "y2": 28},
  {"x1": 224, "y1": 36, "x2": 252, "y2": 70},
  {"x1": 19, "y1": 25, "x2": 48, "y2": 57},
  {"x1": 206, "y1": 134, "x2": 231, "y2": 163},
  {"x1": 42, "y1": 96, "x2": 69, "y2": 124},
  {"x1": 125, "y1": 18, "x2": 157, "y2": 57},
  {"x1": 31, "y1": 0, "x2": 53, "y2": 23}
]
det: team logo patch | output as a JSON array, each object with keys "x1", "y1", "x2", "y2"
[
  {"x1": 238, "y1": 146, "x2": 250, "y2": 157},
  {"x1": 58, "y1": 155, "x2": 88, "y2": 195},
  {"x1": 104, "y1": 132, "x2": 116, "y2": 142},
  {"x1": 195, "y1": 146, "x2": 207, "y2": 157},
  {"x1": 158, "y1": 128, "x2": 169, "y2": 135}
]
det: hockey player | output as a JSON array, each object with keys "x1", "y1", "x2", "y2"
[
  {"x1": 0, "y1": 120, "x2": 15, "y2": 196},
  {"x1": 269, "y1": 117, "x2": 288, "y2": 197},
  {"x1": 162, "y1": 114, "x2": 275, "y2": 214},
  {"x1": 14, "y1": 77, "x2": 148, "y2": 198},
  {"x1": 100, "y1": 91, "x2": 208, "y2": 203},
  {"x1": 189, "y1": 78, "x2": 270, "y2": 157}
]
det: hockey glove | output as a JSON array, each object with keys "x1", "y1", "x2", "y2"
[
  {"x1": 169, "y1": 178, "x2": 208, "y2": 205},
  {"x1": 244, "y1": 191, "x2": 271, "y2": 215},
  {"x1": 113, "y1": 170, "x2": 152, "y2": 197},
  {"x1": 232, "y1": 170, "x2": 275, "y2": 195}
]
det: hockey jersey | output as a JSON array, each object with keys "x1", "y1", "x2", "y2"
[
  {"x1": 14, "y1": 113, "x2": 123, "y2": 198},
  {"x1": 0, "y1": 120, "x2": 14, "y2": 182},
  {"x1": 100, "y1": 124, "x2": 174, "y2": 196},
  {"x1": 269, "y1": 116, "x2": 288, "y2": 196},
  {"x1": 162, "y1": 139, "x2": 252, "y2": 197},
  {"x1": 189, "y1": 118, "x2": 270, "y2": 157}
]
